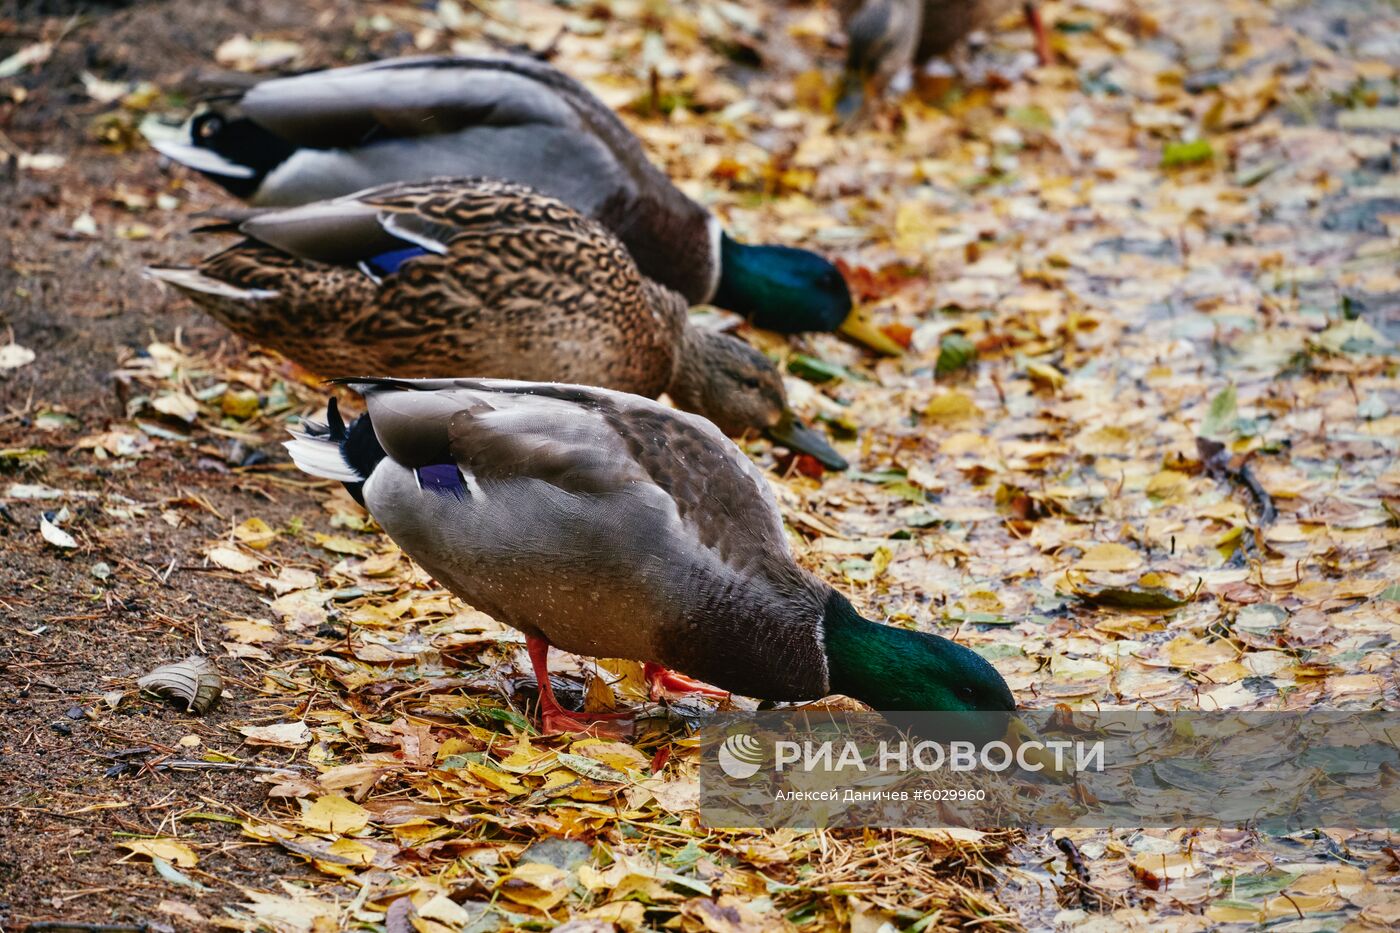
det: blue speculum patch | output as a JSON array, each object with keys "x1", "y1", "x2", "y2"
[
  {"x1": 416, "y1": 464, "x2": 465, "y2": 499},
  {"x1": 366, "y1": 245, "x2": 429, "y2": 276}
]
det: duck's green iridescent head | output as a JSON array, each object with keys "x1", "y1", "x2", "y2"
[
  {"x1": 822, "y1": 592, "x2": 1015, "y2": 716},
  {"x1": 821, "y1": 593, "x2": 1065, "y2": 772},
  {"x1": 713, "y1": 234, "x2": 853, "y2": 335}
]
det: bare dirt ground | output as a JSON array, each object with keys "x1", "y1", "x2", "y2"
[{"x1": 0, "y1": 2, "x2": 390, "y2": 926}]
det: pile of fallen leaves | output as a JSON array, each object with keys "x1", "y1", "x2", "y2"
[{"x1": 4, "y1": 0, "x2": 1398, "y2": 929}]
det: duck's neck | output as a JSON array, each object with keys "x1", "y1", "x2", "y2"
[
  {"x1": 823, "y1": 594, "x2": 899, "y2": 705},
  {"x1": 821, "y1": 593, "x2": 949, "y2": 710},
  {"x1": 666, "y1": 325, "x2": 714, "y2": 421},
  {"x1": 711, "y1": 234, "x2": 766, "y2": 319}
]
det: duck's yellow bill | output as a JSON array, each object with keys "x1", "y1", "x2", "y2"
[
  {"x1": 839, "y1": 309, "x2": 905, "y2": 356},
  {"x1": 1004, "y1": 716, "x2": 1074, "y2": 783}
]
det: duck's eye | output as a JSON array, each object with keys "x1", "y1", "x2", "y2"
[
  {"x1": 193, "y1": 113, "x2": 224, "y2": 139},
  {"x1": 741, "y1": 377, "x2": 762, "y2": 391},
  {"x1": 956, "y1": 685, "x2": 975, "y2": 700}
]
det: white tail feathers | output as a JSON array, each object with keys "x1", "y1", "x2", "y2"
[
  {"x1": 149, "y1": 138, "x2": 257, "y2": 179},
  {"x1": 285, "y1": 433, "x2": 361, "y2": 483},
  {"x1": 145, "y1": 266, "x2": 279, "y2": 301}
]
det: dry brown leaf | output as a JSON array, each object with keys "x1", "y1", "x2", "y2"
[
  {"x1": 137, "y1": 656, "x2": 222, "y2": 714},
  {"x1": 240, "y1": 721, "x2": 312, "y2": 747}
]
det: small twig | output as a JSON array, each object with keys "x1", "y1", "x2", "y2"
[
  {"x1": 154, "y1": 759, "x2": 301, "y2": 776},
  {"x1": 1197, "y1": 437, "x2": 1276, "y2": 526},
  {"x1": 96, "y1": 747, "x2": 155, "y2": 759},
  {"x1": 1054, "y1": 836, "x2": 1102, "y2": 911},
  {"x1": 22, "y1": 918, "x2": 160, "y2": 924},
  {"x1": 1278, "y1": 890, "x2": 1306, "y2": 920}
]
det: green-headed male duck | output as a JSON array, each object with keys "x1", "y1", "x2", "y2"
[
  {"x1": 286, "y1": 378, "x2": 1025, "y2": 740},
  {"x1": 145, "y1": 54, "x2": 899, "y2": 350}
]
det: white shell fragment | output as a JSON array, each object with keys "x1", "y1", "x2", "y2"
[
  {"x1": 137, "y1": 655, "x2": 223, "y2": 714},
  {"x1": 39, "y1": 515, "x2": 77, "y2": 549}
]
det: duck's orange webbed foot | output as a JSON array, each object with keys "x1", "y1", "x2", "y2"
[
  {"x1": 526, "y1": 635, "x2": 634, "y2": 737},
  {"x1": 1025, "y1": 3, "x2": 1053, "y2": 66},
  {"x1": 539, "y1": 706, "x2": 633, "y2": 738},
  {"x1": 644, "y1": 663, "x2": 730, "y2": 700}
]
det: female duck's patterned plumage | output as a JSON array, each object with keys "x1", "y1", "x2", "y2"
[
  {"x1": 148, "y1": 178, "x2": 847, "y2": 468},
  {"x1": 145, "y1": 54, "x2": 860, "y2": 338},
  {"x1": 185, "y1": 181, "x2": 680, "y2": 390}
]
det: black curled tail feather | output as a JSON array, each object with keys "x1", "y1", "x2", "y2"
[
  {"x1": 338, "y1": 402, "x2": 388, "y2": 505},
  {"x1": 285, "y1": 398, "x2": 387, "y2": 507},
  {"x1": 326, "y1": 396, "x2": 349, "y2": 441}
]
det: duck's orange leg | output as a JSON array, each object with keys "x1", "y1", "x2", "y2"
[
  {"x1": 526, "y1": 636, "x2": 631, "y2": 736},
  {"x1": 644, "y1": 662, "x2": 730, "y2": 700},
  {"x1": 1025, "y1": 3, "x2": 1053, "y2": 66}
]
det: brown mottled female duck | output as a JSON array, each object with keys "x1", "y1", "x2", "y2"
[
  {"x1": 147, "y1": 178, "x2": 846, "y2": 469},
  {"x1": 286, "y1": 378, "x2": 1021, "y2": 734},
  {"x1": 143, "y1": 54, "x2": 905, "y2": 349},
  {"x1": 838, "y1": 0, "x2": 1052, "y2": 119}
]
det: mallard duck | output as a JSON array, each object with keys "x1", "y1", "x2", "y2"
[
  {"x1": 838, "y1": 0, "x2": 1052, "y2": 119},
  {"x1": 146, "y1": 54, "x2": 897, "y2": 350},
  {"x1": 147, "y1": 178, "x2": 847, "y2": 470},
  {"x1": 285, "y1": 377, "x2": 1020, "y2": 735}
]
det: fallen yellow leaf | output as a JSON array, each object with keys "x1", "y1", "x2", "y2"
[
  {"x1": 312, "y1": 532, "x2": 370, "y2": 555},
  {"x1": 498, "y1": 862, "x2": 571, "y2": 911},
  {"x1": 300, "y1": 794, "x2": 369, "y2": 834},
  {"x1": 466, "y1": 762, "x2": 527, "y2": 796},
  {"x1": 119, "y1": 839, "x2": 197, "y2": 867},
  {"x1": 325, "y1": 837, "x2": 375, "y2": 866},
  {"x1": 1025, "y1": 361, "x2": 1065, "y2": 391},
  {"x1": 1164, "y1": 636, "x2": 1237, "y2": 669},
  {"x1": 233, "y1": 517, "x2": 277, "y2": 550},
  {"x1": 1075, "y1": 542, "x2": 1144, "y2": 572},
  {"x1": 924, "y1": 391, "x2": 982, "y2": 424}
]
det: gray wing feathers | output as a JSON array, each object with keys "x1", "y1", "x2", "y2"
[
  {"x1": 237, "y1": 198, "x2": 403, "y2": 264},
  {"x1": 240, "y1": 55, "x2": 681, "y2": 220},
  {"x1": 361, "y1": 384, "x2": 489, "y2": 467},
  {"x1": 362, "y1": 381, "x2": 650, "y2": 491},
  {"x1": 231, "y1": 186, "x2": 455, "y2": 263},
  {"x1": 354, "y1": 379, "x2": 789, "y2": 559},
  {"x1": 243, "y1": 57, "x2": 579, "y2": 142},
  {"x1": 237, "y1": 55, "x2": 717, "y2": 301}
]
